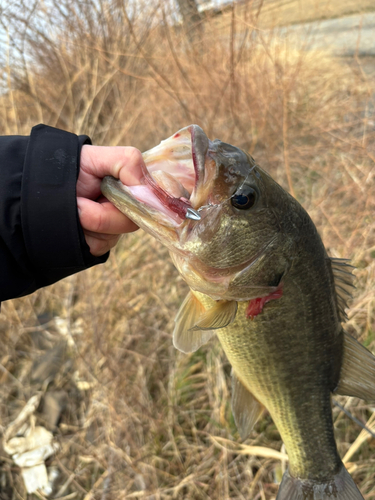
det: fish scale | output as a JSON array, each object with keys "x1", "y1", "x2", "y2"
[{"x1": 216, "y1": 301, "x2": 341, "y2": 481}]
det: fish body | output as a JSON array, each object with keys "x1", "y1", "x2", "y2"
[{"x1": 102, "y1": 125, "x2": 373, "y2": 499}]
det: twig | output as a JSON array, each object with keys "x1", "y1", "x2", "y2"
[{"x1": 333, "y1": 400, "x2": 375, "y2": 439}]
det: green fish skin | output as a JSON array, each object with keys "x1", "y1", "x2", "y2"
[{"x1": 102, "y1": 125, "x2": 373, "y2": 500}]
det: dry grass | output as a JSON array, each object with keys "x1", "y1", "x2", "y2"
[{"x1": 0, "y1": 0, "x2": 375, "y2": 498}]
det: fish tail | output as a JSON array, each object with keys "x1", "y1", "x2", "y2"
[{"x1": 276, "y1": 465, "x2": 364, "y2": 500}]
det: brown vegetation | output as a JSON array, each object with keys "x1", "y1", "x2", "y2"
[{"x1": 0, "y1": 0, "x2": 374, "y2": 498}]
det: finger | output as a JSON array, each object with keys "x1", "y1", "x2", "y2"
[
  {"x1": 82, "y1": 230, "x2": 120, "y2": 240},
  {"x1": 77, "y1": 196, "x2": 139, "y2": 235},
  {"x1": 84, "y1": 233, "x2": 120, "y2": 257},
  {"x1": 80, "y1": 145, "x2": 145, "y2": 186}
]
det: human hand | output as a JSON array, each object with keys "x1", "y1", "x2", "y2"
[{"x1": 77, "y1": 145, "x2": 144, "y2": 256}]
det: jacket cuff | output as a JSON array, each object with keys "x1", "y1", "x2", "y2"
[{"x1": 21, "y1": 124, "x2": 108, "y2": 288}]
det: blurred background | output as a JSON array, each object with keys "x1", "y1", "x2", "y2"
[{"x1": 0, "y1": 0, "x2": 374, "y2": 498}]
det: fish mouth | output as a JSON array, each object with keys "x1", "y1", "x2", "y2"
[{"x1": 101, "y1": 125, "x2": 209, "y2": 234}]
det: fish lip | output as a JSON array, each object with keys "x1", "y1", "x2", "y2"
[
  {"x1": 190, "y1": 125, "x2": 209, "y2": 195},
  {"x1": 102, "y1": 176, "x2": 180, "y2": 228},
  {"x1": 101, "y1": 175, "x2": 181, "y2": 252}
]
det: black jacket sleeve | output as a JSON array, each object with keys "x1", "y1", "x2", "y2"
[{"x1": 0, "y1": 124, "x2": 108, "y2": 302}]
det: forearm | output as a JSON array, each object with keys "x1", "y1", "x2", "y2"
[{"x1": 0, "y1": 124, "x2": 108, "y2": 302}]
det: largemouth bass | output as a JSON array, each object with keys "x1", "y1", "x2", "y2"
[{"x1": 102, "y1": 125, "x2": 375, "y2": 500}]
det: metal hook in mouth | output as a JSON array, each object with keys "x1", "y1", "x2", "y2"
[{"x1": 185, "y1": 208, "x2": 201, "y2": 220}]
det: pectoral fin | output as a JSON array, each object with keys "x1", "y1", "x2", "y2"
[
  {"x1": 334, "y1": 331, "x2": 375, "y2": 401},
  {"x1": 191, "y1": 300, "x2": 238, "y2": 331},
  {"x1": 173, "y1": 291, "x2": 215, "y2": 353},
  {"x1": 232, "y1": 371, "x2": 264, "y2": 440}
]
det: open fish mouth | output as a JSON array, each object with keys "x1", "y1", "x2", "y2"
[
  {"x1": 102, "y1": 125, "x2": 210, "y2": 230},
  {"x1": 102, "y1": 126, "x2": 283, "y2": 301}
]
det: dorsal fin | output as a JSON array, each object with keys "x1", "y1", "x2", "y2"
[{"x1": 330, "y1": 258, "x2": 356, "y2": 322}]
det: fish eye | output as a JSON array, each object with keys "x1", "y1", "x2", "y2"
[{"x1": 231, "y1": 186, "x2": 257, "y2": 210}]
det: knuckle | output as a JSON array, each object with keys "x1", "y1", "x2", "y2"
[
  {"x1": 92, "y1": 210, "x2": 107, "y2": 234},
  {"x1": 126, "y1": 147, "x2": 143, "y2": 166}
]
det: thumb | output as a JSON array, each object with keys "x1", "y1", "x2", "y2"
[{"x1": 80, "y1": 145, "x2": 145, "y2": 186}]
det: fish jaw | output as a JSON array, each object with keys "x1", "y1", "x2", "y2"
[
  {"x1": 101, "y1": 176, "x2": 180, "y2": 251},
  {"x1": 101, "y1": 125, "x2": 209, "y2": 254}
]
